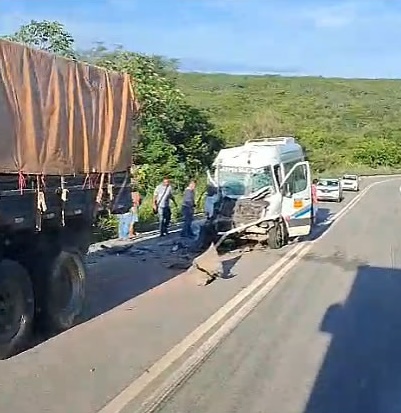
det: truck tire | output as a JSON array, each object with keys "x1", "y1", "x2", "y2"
[
  {"x1": 43, "y1": 249, "x2": 86, "y2": 333},
  {"x1": 0, "y1": 260, "x2": 34, "y2": 359},
  {"x1": 268, "y1": 222, "x2": 285, "y2": 249}
]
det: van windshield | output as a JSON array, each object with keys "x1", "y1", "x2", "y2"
[{"x1": 218, "y1": 167, "x2": 275, "y2": 197}]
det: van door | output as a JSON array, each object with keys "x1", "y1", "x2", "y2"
[{"x1": 280, "y1": 161, "x2": 312, "y2": 237}]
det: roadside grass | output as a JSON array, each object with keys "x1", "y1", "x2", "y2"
[{"x1": 317, "y1": 166, "x2": 401, "y2": 178}]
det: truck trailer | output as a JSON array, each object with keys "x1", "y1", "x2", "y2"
[{"x1": 0, "y1": 39, "x2": 135, "y2": 358}]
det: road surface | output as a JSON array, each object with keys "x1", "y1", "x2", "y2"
[
  {"x1": 0, "y1": 177, "x2": 396, "y2": 413},
  {"x1": 158, "y1": 177, "x2": 401, "y2": 413}
]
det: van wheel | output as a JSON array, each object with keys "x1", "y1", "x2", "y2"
[
  {"x1": 269, "y1": 222, "x2": 285, "y2": 249},
  {"x1": 0, "y1": 260, "x2": 34, "y2": 359},
  {"x1": 42, "y1": 249, "x2": 86, "y2": 333}
]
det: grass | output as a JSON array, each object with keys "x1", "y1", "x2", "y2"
[{"x1": 177, "y1": 73, "x2": 401, "y2": 174}]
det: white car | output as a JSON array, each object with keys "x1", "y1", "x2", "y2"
[
  {"x1": 341, "y1": 174, "x2": 360, "y2": 192},
  {"x1": 316, "y1": 178, "x2": 343, "y2": 202}
]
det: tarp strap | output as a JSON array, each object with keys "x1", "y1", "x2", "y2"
[
  {"x1": 107, "y1": 173, "x2": 114, "y2": 201},
  {"x1": 82, "y1": 173, "x2": 90, "y2": 189},
  {"x1": 111, "y1": 171, "x2": 129, "y2": 213},
  {"x1": 18, "y1": 171, "x2": 26, "y2": 194},
  {"x1": 60, "y1": 176, "x2": 67, "y2": 227},
  {"x1": 96, "y1": 173, "x2": 105, "y2": 204},
  {"x1": 37, "y1": 175, "x2": 47, "y2": 213}
]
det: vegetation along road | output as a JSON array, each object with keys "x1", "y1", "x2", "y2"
[{"x1": 0, "y1": 176, "x2": 397, "y2": 413}]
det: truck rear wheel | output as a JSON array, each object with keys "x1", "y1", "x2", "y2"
[
  {"x1": 42, "y1": 249, "x2": 86, "y2": 333},
  {"x1": 0, "y1": 260, "x2": 34, "y2": 359}
]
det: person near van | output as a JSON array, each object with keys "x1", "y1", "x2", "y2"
[
  {"x1": 153, "y1": 177, "x2": 177, "y2": 237},
  {"x1": 129, "y1": 190, "x2": 141, "y2": 238},
  {"x1": 118, "y1": 210, "x2": 132, "y2": 240},
  {"x1": 181, "y1": 180, "x2": 196, "y2": 238},
  {"x1": 204, "y1": 184, "x2": 217, "y2": 220},
  {"x1": 312, "y1": 178, "x2": 319, "y2": 224}
]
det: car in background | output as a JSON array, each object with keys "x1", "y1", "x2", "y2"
[
  {"x1": 341, "y1": 174, "x2": 360, "y2": 192},
  {"x1": 316, "y1": 178, "x2": 343, "y2": 202}
]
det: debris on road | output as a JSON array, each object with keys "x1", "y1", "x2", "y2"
[
  {"x1": 191, "y1": 243, "x2": 224, "y2": 286},
  {"x1": 86, "y1": 222, "x2": 254, "y2": 287}
]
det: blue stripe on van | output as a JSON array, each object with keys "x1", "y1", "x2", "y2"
[{"x1": 292, "y1": 205, "x2": 312, "y2": 218}]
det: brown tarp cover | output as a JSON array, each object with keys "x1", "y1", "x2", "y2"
[{"x1": 0, "y1": 39, "x2": 135, "y2": 175}]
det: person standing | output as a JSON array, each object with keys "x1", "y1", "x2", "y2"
[
  {"x1": 118, "y1": 195, "x2": 133, "y2": 240},
  {"x1": 118, "y1": 210, "x2": 132, "y2": 240},
  {"x1": 181, "y1": 180, "x2": 196, "y2": 238},
  {"x1": 312, "y1": 178, "x2": 319, "y2": 224},
  {"x1": 129, "y1": 190, "x2": 141, "y2": 238},
  {"x1": 153, "y1": 177, "x2": 177, "y2": 237},
  {"x1": 204, "y1": 184, "x2": 217, "y2": 220}
]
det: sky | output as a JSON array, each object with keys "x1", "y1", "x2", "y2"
[{"x1": 0, "y1": 0, "x2": 401, "y2": 78}]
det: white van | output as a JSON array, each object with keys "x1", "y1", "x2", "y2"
[{"x1": 208, "y1": 137, "x2": 312, "y2": 248}]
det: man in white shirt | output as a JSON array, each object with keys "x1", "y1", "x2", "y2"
[{"x1": 153, "y1": 177, "x2": 177, "y2": 237}]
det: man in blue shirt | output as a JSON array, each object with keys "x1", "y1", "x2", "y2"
[
  {"x1": 181, "y1": 180, "x2": 196, "y2": 238},
  {"x1": 153, "y1": 177, "x2": 177, "y2": 237}
]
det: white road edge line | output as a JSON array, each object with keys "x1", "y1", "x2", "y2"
[{"x1": 98, "y1": 177, "x2": 399, "y2": 413}]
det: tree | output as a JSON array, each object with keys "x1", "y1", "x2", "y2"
[
  {"x1": 80, "y1": 45, "x2": 224, "y2": 191},
  {"x1": 353, "y1": 139, "x2": 401, "y2": 168},
  {"x1": 240, "y1": 109, "x2": 294, "y2": 142},
  {"x1": 3, "y1": 20, "x2": 75, "y2": 58}
]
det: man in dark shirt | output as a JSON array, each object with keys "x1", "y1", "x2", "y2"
[{"x1": 181, "y1": 180, "x2": 196, "y2": 238}]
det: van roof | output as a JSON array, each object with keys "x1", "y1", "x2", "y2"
[{"x1": 214, "y1": 137, "x2": 304, "y2": 169}]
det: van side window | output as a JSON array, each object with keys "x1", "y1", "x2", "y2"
[
  {"x1": 273, "y1": 164, "x2": 282, "y2": 186},
  {"x1": 283, "y1": 161, "x2": 296, "y2": 177},
  {"x1": 286, "y1": 163, "x2": 308, "y2": 194}
]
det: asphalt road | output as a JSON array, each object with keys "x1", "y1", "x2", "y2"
[
  {"x1": 158, "y1": 177, "x2": 401, "y2": 413},
  {"x1": 0, "y1": 177, "x2": 390, "y2": 413}
]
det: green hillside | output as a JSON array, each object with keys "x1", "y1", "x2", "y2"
[{"x1": 177, "y1": 73, "x2": 401, "y2": 174}]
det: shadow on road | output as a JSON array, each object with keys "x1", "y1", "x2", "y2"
[
  {"x1": 309, "y1": 207, "x2": 334, "y2": 241},
  {"x1": 84, "y1": 238, "x2": 242, "y2": 319},
  {"x1": 221, "y1": 255, "x2": 242, "y2": 280},
  {"x1": 304, "y1": 264, "x2": 401, "y2": 413},
  {"x1": 315, "y1": 207, "x2": 333, "y2": 225},
  {"x1": 296, "y1": 207, "x2": 334, "y2": 243},
  {"x1": 84, "y1": 235, "x2": 224, "y2": 318},
  {"x1": 23, "y1": 232, "x2": 241, "y2": 356}
]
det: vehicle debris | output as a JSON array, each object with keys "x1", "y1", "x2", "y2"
[{"x1": 191, "y1": 243, "x2": 224, "y2": 286}]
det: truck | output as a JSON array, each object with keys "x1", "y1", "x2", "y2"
[
  {"x1": 206, "y1": 137, "x2": 313, "y2": 249},
  {"x1": 0, "y1": 39, "x2": 135, "y2": 358}
]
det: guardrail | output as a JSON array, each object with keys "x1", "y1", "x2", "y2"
[
  {"x1": 89, "y1": 213, "x2": 205, "y2": 254},
  {"x1": 135, "y1": 213, "x2": 204, "y2": 238},
  {"x1": 360, "y1": 172, "x2": 401, "y2": 178}
]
